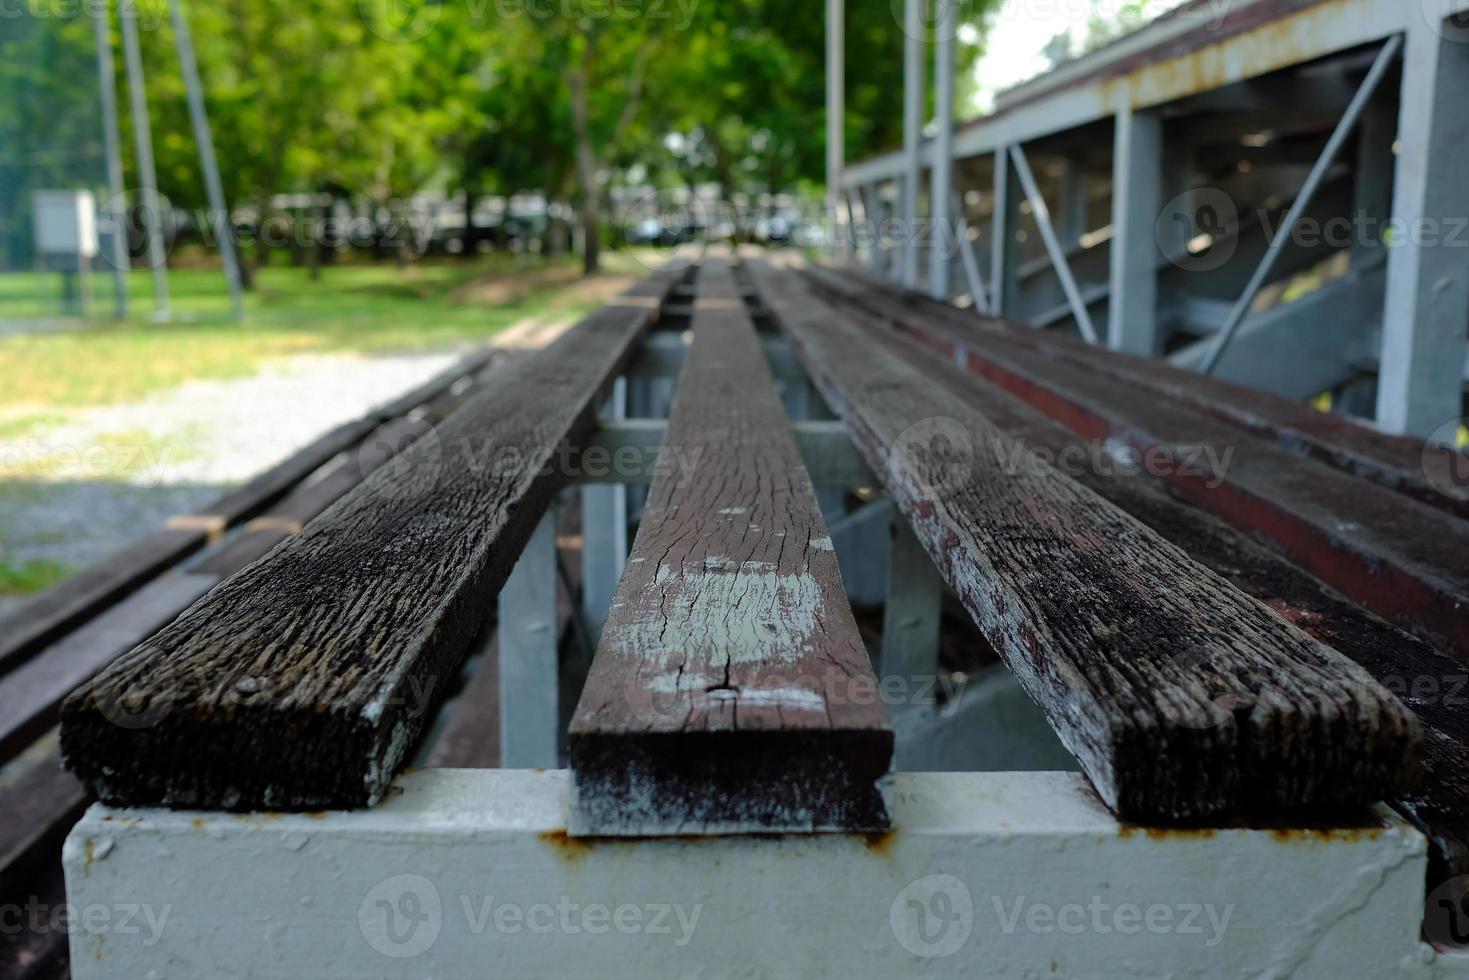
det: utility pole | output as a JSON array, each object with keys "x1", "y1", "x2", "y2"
[
  {"x1": 92, "y1": 0, "x2": 129, "y2": 319},
  {"x1": 826, "y1": 0, "x2": 845, "y2": 260},
  {"x1": 118, "y1": 0, "x2": 170, "y2": 320},
  {"x1": 169, "y1": 0, "x2": 246, "y2": 321}
]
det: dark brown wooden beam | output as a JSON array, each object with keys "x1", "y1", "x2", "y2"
[
  {"x1": 843, "y1": 294, "x2": 1469, "y2": 889},
  {"x1": 60, "y1": 266, "x2": 685, "y2": 811},
  {"x1": 803, "y1": 265, "x2": 1469, "y2": 661},
  {"x1": 569, "y1": 260, "x2": 893, "y2": 836},
  {"x1": 811, "y1": 263, "x2": 1469, "y2": 520},
  {"x1": 748, "y1": 257, "x2": 1419, "y2": 822}
]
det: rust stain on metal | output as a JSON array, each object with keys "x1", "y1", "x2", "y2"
[
  {"x1": 539, "y1": 828, "x2": 594, "y2": 862},
  {"x1": 1266, "y1": 826, "x2": 1384, "y2": 844},
  {"x1": 863, "y1": 829, "x2": 899, "y2": 856},
  {"x1": 1102, "y1": 0, "x2": 1365, "y2": 112},
  {"x1": 1117, "y1": 825, "x2": 1218, "y2": 840}
]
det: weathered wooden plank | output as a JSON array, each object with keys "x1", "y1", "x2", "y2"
[
  {"x1": 748, "y1": 258, "x2": 1419, "y2": 821},
  {"x1": 0, "y1": 748, "x2": 87, "y2": 908},
  {"x1": 803, "y1": 265, "x2": 1469, "y2": 661},
  {"x1": 0, "y1": 528, "x2": 208, "y2": 679},
  {"x1": 813, "y1": 263, "x2": 1469, "y2": 519},
  {"x1": 60, "y1": 267, "x2": 684, "y2": 811},
  {"x1": 0, "y1": 346, "x2": 509, "y2": 680},
  {"x1": 569, "y1": 261, "x2": 893, "y2": 836},
  {"x1": 0, "y1": 574, "x2": 218, "y2": 766},
  {"x1": 850, "y1": 301, "x2": 1469, "y2": 884}
]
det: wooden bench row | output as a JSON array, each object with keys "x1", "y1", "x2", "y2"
[
  {"x1": 791, "y1": 257, "x2": 1467, "y2": 890},
  {"x1": 53, "y1": 253, "x2": 1426, "y2": 846}
]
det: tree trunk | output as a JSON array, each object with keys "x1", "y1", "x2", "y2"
[{"x1": 568, "y1": 57, "x2": 601, "y2": 275}]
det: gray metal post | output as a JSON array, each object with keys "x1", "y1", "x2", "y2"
[
  {"x1": 92, "y1": 1, "x2": 129, "y2": 319},
  {"x1": 990, "y1": 147, "x2": 1020, "y2": 318},
  {"x1": 1201, "y1": 35, "x2": 1403, "y2": 376},
  {"x1": 1008, "y1": 144, "x2": 1100, "y2": 344},
  {"x1": 1060, "y1": 154, "x2": 1088, "y2": 247},
  {"x1": 952, "y1": 191, "x2": 989, "y2": 314},
  {"x1": 901, "y1": 0, "x2": 923, "y2": 289},
  {"x1": 1108, "y1": 104, "x2": 1162, "y2": 354},
  {"x1": 1351, "y1": 86, "x2": 1395, "y2": 270},
  {"x1": 862, "y1": 185, "x2": 884, "y2": 273},
  {"x1": 497, "y1": 511, "x2": 560, "y2": 768},
  {"x1": 879, "y1": 514, "x2": 943, "y2": 689},
  {"x1": 581, "y1": 377, "x2": 629, "y2": 640},
  {"x1": 118, "y1": 0, "x2": 170, "y2": 319},
  {"x1": 827, "y1": 0, "x2": 845, "y2": 260},
  {"x1": 1377, "y1": 20, "x2": 1469, "y2": 437},
  {"x1": 929, "y1": 0, "x2": 955, "y2": 300},
  {"x1": 169, "y1": 0, "x2": 245, "y2": 321}
]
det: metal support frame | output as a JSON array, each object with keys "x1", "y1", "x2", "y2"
[
  {"x1": 1108, "y1": 104, "x2": 1162, "y2": 354},
  {"x1": 878, "y1": 513, "x2": 944, "y2": 688},
  {"x1": 1200, "y1": 34, "x2": 1404, "y2": 375},
  {"x1": 92, "y1": 2, "x2": 129, "y2": 319},
  {"x1": 1007, "y1": 144, "x2": 1100, "y2": 344},
  {"x1": 929, "y1": 0, "x2": 956, "y2": 300},
  {"x1": 990, "y1": 146, "x2": 1020, "y2": 317},
  {"x1": 952, "y1": 192, "x2": 989, "y2": 313},
  {"x1": 1376, "y1": 16, "x2": 1469, "y2": 437},
  {"x1": 581, "y1": 378, "x2": 629, "y2": 640},
  {"x1": 861, "y1": 184, "x2": 884, "y2": 273},
  {"x1": 67, "y1": 769, "x2": 1444, "y2": 980},
  {"x1": 826, "y1": 0, "x2": 845, "y2": 260},
  {"x1": 169, "y1": 0, "x2": 246, "y2": 322},
  {"x1": 1059, "y1": 154, "x2": 1088, "y2": 247},
  {"x1": 497, "y1": 511, "x2": 559, "y2": 769},
  {"x1": 118, "y1": 0, "x2": 170, "y2": 319},
  {"x1": 900, "y1": 0, "x2": 923, "y2": 288}
]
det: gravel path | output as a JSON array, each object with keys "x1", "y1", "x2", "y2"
[{"x1": 0, "y1": 347, "x2": 466, "y2": 617}]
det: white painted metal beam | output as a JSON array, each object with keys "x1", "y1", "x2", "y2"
[
  {"x1": 842, "y1": 0, "x2": 1413, "y2": 188},
  {"x1": 827, "y1": 0, "x2": 845, "y2": 259},
  {"x1": 581, "y1": 379, "x2": 628, "y2": 640},
  {"x1": 64, "y1": 768, "x2": 1456, "y2": 979},
  {"x1": 929, "y1": 0, "x2": 956, "y2": 300},
  {"x1": 497, "y1": 512, "x2": 559, "y2": 768},
  {"x1": 1376, "y1": 9, "x2": 1469, "y2": 437},
  {"x1": 901, "y1": 0, "x2": 923, "y2": 288},
  {"x1": 1108, "y1": 104, "x2": 1162, "y2": 354}
]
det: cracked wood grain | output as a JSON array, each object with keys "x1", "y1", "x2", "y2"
[
  {"x1": 568, "y1": 259, "x2": 893, "y2": 836},
  {"x1": 748, "y1": 257, "x2": 1421, "y2": 822},
  {"x1": 59, "y1": 266, "x2": 686, "y2": 811}
]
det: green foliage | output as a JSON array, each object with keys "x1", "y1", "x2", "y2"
[{"x1": 2, "y1": 0, "x2": 1000, "y2": 264}]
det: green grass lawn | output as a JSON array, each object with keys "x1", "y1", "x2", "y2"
[{"x1": 0, "y1": 252, "x2": 650, "y2": 435}]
